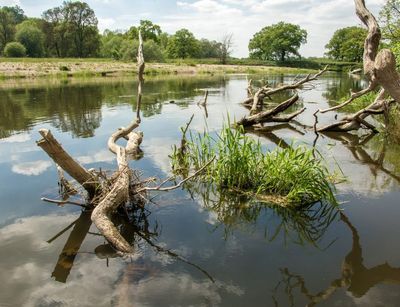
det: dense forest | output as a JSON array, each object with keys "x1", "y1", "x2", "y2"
[{"x1": 0, "y1": 0, "x2": 399, "y2": 65}]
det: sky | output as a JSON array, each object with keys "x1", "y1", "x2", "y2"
[{"x1": 0, "y1": 0, "x2": 386, "y2": 58}]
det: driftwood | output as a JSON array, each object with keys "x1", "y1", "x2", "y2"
[
  {"x1": 243, "y1": 67, "x2": 327, "y2": 113},
  {"x1": 317, "y1": 0, "x2": 400, "y2": 132},
  {"x1": 37, "y1": 31, "x2": 208, "y2": 255},
  {"x1": 238, "y1": 67, "x2": 327, "y2": 128}
]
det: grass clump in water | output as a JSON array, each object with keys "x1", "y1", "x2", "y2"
[{"x1": 171, "y1": 123, "x2": 337, "y2": 206}]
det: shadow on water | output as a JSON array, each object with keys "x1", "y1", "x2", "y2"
[
  {"x1": 272, "y1": 212, "x2": 400, "y2": 307},
  {"x1": 48, "y1": 205, "x2": 215, "y2": 284},
  {"x1": 185, "y1": 182, "x2": 339, "y2": 248}
]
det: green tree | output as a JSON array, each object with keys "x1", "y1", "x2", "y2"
[
  {"x1": 379, "y1": 0, "x2": 400, "y2": 43},
  {"x1": 138, "y1": 20, "x2": 161, "y2": 42},
  {"x1": 0, "y1": 8, "x2": 16, "y2": 52},
  {"x1": 325, "y1": 27, "x2": 367, "y2": 62},
  {"x1": 63, "y1": 1, "x2": 100, "y2": 57},
  {"x1": 167, "y1": 29, "x2": 199, "y2": 59},
  {"x1": 42, "y1": 7, "x2": 64, "y2": 57},
  {"x1": 16, "y1": 20, "x2": 45, "y2": 57},
  {"x1": 2, "y1": 5, "x2": 26, "y2": 24},
  {"x1": 4, "y1": 42, "x2": 26, "y2": 57},
  {"x1": 42, "y1": 1, "x2": 100, "y2": 58},
  {"x1": 100, "y1": 30, "x2": 124, "y2": 59},
  {"x1": 198, "y1": 39, "x2": 220, "y2": 58},
  {"x1": 249, "y1": 22, "x2": 307, "y2": 61},
  {"x1": 120, "y1": 39, "x2": 164, "y2": 62}
]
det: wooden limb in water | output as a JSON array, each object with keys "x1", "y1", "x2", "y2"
[
  {"x1": 319, "y1": 82, "x2": 376, "y2": 113},
  {"x1": 37, "y1": 129, "x2": 99, "y2": 197},
  {"x1": 247, "y1": 66, "x2": 327, "y2": 112},
  {"x1": 236, "y1": 93, "x2": 299, "y2": 127},
  {"x1": 318, "y1": 89, "x2": 393, "y2": 133},
  {"x1": 136, "y1": 30, "x2": 145, "y2": 123},
  {"x1": 197, "y1": 90, "x2": 209, "y2": 106},
  {"x1": 316, "y1": 1, "x2": 400, "y2": 132},
  {"x1": 92, "y1": 148, "x2": 134, "y2": 254},
  {"x1": 91, "y1": 32, "x2": 146, "y2": 254}
]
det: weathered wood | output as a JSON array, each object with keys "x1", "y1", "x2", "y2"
[
  {"x1": 237, "y1": 93, "x2": 299, "y2": 127},
  {"x1": 92, "y1": 147, "x2": 133, "y2": 254},
  {"x1": 37, "y1": 129, "x2": 99, "y2": 196},
  {"x1": 316, "y1": 0, "x2": 400, "y2": 132},
  {"x1": 247, "y1": 67, "x2": 327, "y2": 112}
]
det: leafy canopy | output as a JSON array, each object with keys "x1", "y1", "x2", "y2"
[
  {"x1": 167, "y1": 29, "x2": 199, "y2": 59},
  {"x1": 249, "y1": 22, "x2": 307, "y2": 62},
  {"x1": 325, "y1": 26, "x2": 367, "y2": 62}
]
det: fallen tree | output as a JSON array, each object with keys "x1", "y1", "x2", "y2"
[
  {"x1": 37, "y1": 33, "x2": 207, "y2": 255},
  {"x1": 317, "y1": 0, "x2": 400, "y2": 133},
  {"x1": 238, "y1": 67, "x2": 327, "y2": 128}
]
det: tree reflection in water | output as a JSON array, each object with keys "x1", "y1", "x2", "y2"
[
  {"x1": 272, "y1": 212, "x2": 400, "y2": 306},
  {"x1": 185, "y1": 182, "x2": 339, "y2": 247},
  {"x1": 47, "y1": 204, "x2": 214, "y2": 284}
]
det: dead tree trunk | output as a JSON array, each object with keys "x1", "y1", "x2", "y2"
[
  {"x1": 317, "y1": 0, "x2": 400, "y2": 133},
  {"x1": 238, "y1": 67, "x2": 327, "y2": 128}
]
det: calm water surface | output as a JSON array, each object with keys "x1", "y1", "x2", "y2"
[{"x1": 1, "y1": 73, "x2": 400, "y2": 306}]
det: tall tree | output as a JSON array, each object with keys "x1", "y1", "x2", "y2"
[
  {"x1": 138, "y1": 20, "x2": 161, "y2": 42},
  {"x1": 325, "y1": 26, "x2": 367, "y2": 62},
  {"x1": 249, "y1": 22, "x2": 307, "y2": 62},
  {"x1": 219, "y1": 33, "x2": 233, "y2": 64},
  {"x1": 16, "y1": 20, "x2": 45, "y2": 57},
  {"x1": 0, "y1": 8, "x2": 16, "y2": 52},
  {"x1": 2, "y1": 5, "x2": 26, "y2": 24},
  {"x1": 42, "y1": 7, "x2": 66, "y2": 57},
  {"x1": 42, "y1": 1, "x2": 100, "y2": 58},
  {"x1": 63, "y1": 1, "x2": 99, "y2": 57},
  {"x1": 167, "y1": 29, "x2": 199, "y2": 59}
]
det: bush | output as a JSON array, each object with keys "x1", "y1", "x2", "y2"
[
  {"x1": 15, "y1": 24, "x2": 45, "y2": 57},
  {"x1": 3, "y1": 42, "x2": 26, "y2": 57}
]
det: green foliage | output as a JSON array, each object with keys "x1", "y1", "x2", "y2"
[
  {"x1": 249, "y1": 22, "x2": 307, "y2": 62},
  {"x1": 0, "y1": 8, "x2": 17, "y2": 52},
  {"x1": 167, "y1": 29, "x2": 199, "y2": 59},
  {"x1": 120, "y1": 39, "x2": 164, "y2": 62},
  {"x1": 15, "y1": 20, "x2": 45, "y2": 57},
  {"x1": 42, "y1": 1, "x2": 100, "y2": 58},
  {"x1": 379, "y1": 0, "x2": 400, "y2": 43},
  {"x1": 171, "y1": 123, "x2": 337, "y2": 206},
  {"x1": 325, "y1": 27, "x2": 367, "y2": 62},
  {"x1": 3, "y1": 41, "x2": 26, "y2": 57},
  {"x1": 390, "y1": 42, "x2": 400, "y2": 68}
]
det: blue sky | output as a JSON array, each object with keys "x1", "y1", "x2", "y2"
[{"x1": 0, "y1": 0, "x2": 385, "y2": 57}]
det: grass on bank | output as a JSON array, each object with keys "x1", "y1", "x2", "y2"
[{"x1": 170, "y1": 123, "x2": 337, "y2": 206}]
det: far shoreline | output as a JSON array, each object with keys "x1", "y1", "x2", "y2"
[{"x1": 0, "y1": 58, "x2": 319, "y2": 81}]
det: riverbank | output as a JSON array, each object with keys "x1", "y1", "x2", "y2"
[{"x1": 0, "y1": 58, "x2": 317, "y2": 80}]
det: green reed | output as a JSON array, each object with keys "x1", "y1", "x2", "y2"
[{"x1": 170, "y1": 122, "x2": 337, "y2": 206}]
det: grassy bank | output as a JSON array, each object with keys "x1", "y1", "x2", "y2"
[{"x1": 0, "y1": 57, "x2": 318, "y2": 80}]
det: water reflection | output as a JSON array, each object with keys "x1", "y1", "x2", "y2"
[
  {"x1": 0, "y1": 76, "x2": 226, "y2": 139},
  {"x1": 272, "y1": 212, "x2": 400, "y2": 306},
  {"x1": 48, "y1": 205, "x2": 214, "y2": 284},
  {"x1": 187, "y1": 183, "x2": 339, "y2": 247}
]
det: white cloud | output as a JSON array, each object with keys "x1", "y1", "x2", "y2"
[
  {"x1": 0, "y1": 133, "x2": 30, "y2": 144},
  {"x1": 76, "y1": 149, "x2": 115, "y2": 165},
  {"x1": 12, "y1": 160, "x2": 52, "y2": 176}
]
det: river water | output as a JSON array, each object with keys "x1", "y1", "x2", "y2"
[{"x1": 0, "y1": 73, "x2": 400, "y2": 306}]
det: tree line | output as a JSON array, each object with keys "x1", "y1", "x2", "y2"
[{"x1": 0, "y1": 0, "x2": 399, "y2": 63}]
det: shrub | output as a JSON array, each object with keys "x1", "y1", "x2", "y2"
[{"x1": 3, "y1": 42, "x2": 26, "y2": 57}]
